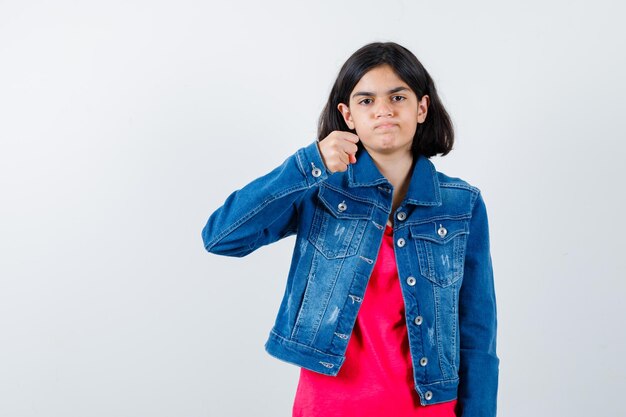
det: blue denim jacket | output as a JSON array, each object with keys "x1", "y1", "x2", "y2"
[{"x1": 201, "y1": 140, "x2": 499, "y2": 416}]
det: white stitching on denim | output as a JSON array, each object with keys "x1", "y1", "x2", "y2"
[
  {"x1": 372, "y1": 220, "x2": 384, "y2": 230},
  {"x1": 349, "y1": 294, "x2": 362, "y2": 303},
  {"x1": 334, "y1": 332, "x2": 349, "y2": 340},
  {"x1": 319, "y1": 361, "x2": 334, "y2": 368},
  {"x1": 359, "y1": 255, "x2": 374, "y2": 264}
]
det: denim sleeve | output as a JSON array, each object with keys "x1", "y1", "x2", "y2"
[
  {"x1": 201, "y1": 140, "x2": 328, "y2": 257},
  {"x1": 457, "y1": 190, "x2": 500, "y2": 417}
]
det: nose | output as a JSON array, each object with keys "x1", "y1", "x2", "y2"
[{"x1": 375, "y1": 101, "x2": 393, "y2": 117}]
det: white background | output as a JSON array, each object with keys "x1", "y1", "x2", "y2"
[{"x1": 1, "y1": 1, "x2": 624, "y2": 416}]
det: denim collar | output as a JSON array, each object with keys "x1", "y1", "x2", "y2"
[{"x1": 347, "y1": 146, "x2": 442, "y2": 206}]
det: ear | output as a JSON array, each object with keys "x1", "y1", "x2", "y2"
[
  {"x1": 418, "y1": 95, "x2": 430, "y2": 124},
  {"x1": 337, "y1": 102, "x2": 355, "y2": 130}
]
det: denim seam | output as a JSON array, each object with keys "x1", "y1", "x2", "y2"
[
  {"x1": 453, "y1": 234, "x2": 465, "y2": 282},
  {"x1": 321, "y1": 182, "x2": 380, "y2": 207},
  {"x1": 204, "y1": 182, "x2": 309, "y2": 251},
  {"x1": 433, "y1": 285, "x2": 448, "y2": 379},
  {"x1": 324, "y1": 181, "x2": 391, "y2": 213},
  {"x1": 404, "y1": 200, "x2": 440, "y2": 207},
  {"x1": 440, "y1": 182, "x2": 479, "y2": 193},
  {"x1": 410, "y1": 213, "x2": 472, "y2": 225},
  {"x1": 269, "y1": 329, "x2": 344, "y2": 359},
  {"x1": 413, "y1": 239, "x2": 427, "y2": 279},
  {"x1": 396, "y1": 242, "x2": 426, "y2": 387},
  {"x1": 451, "y1": 281, "x2": 457, "y2": 369},
  {"x1": 469, "y1": 189, "x2": 481, "y2": 210},
  {"x1": 416, "y1": 377, "x2": 460, "y2": 387},
  {"x1": 317, "y1": 188, "x2": 375, "y2": 220},
  {"x1": 348, "y1": 177, "x2": 390, "y2": 187},
  {"x1": 410, "y1": 226, "x2": 469, "y2": 246},
  {"x1": 295, "y1": 147, "x2": 307, "y2": 178},
  {"x1": 430, "y1": 158, "x2": 441, "y2": 203},
  {"x1": 395, "y1": 214, "x2": 471, "y2": 234}
]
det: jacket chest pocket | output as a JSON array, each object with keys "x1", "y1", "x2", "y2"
[
  {"x1": 410, "y1": 219, "x2": 469, "y2": 287},
  {"x1": 307, "y1": 186, "x2": 373, "y2": 259}
]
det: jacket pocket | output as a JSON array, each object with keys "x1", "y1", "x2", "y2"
[
  {"x1": 410, "y1": 218, "x2": 469, "y2": 287},
  {"x1": 307, "y1": 186, "x2": 373, "y2": 259}
]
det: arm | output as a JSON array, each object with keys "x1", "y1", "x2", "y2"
[
  {"x1": 456, "y1": 190, "x2": 500, "y2": 417},
  {"x1": 201, "y1": 140, "x2": 328, "y2": 257}
]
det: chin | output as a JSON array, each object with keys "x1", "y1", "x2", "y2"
[
  {"x1": 377, "y1": 135, "x2": 403, "y2": 148},
  {"x1": 364, "y1": 138, "x2": 412, "y2": 155}
]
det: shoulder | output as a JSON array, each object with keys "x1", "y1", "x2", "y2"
[
  {"x1": 436, "y1": 170, "x2": 480, "y2": 193},
  {"x1": 432, "y1": 166, "x2": 482, "y2": 210}
]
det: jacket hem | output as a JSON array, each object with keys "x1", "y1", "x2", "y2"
[
  {"x1": 415, "y1": 377, "x2": 460, "y2": 406},
  {"x1": 264, "y1": 330, "x2": 345, "y2": 376}
]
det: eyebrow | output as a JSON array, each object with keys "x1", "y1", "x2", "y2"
[{"x1": 351, "y1": 86, "x2": 410, "y2": 99}]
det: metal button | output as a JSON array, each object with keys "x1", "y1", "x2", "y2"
[
  {"x1": 312, "y1": 167, "x2": 322, "y2": 177},
  {"x1": 338, "y1": 201, "x2": 347, "y2": 212},
  {"x1": 396, "y1": 211, "x2": 407, "y2": 221},
  {"x1": 424, "y1": 391, "x2": 433, "y2": 401},
  {"x1": 414, "y1": 316, "x2": 423, "y2": 325},
  {"x1": 396, "y1": 238, "x2": 406, "y2": 247},
  {"x1": 437, "y1": 225, "x2": 447, "y2": 238},
  {"x1": 420, "y1": 357, "x2": 428, "y2": 366},
  {"x1": 406, "y1": 276, "x2": 416, "y2": 286}
]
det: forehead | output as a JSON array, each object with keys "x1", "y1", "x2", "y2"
[{"x1": 351, "y1": 65, "x2": 414, "y2": 96}]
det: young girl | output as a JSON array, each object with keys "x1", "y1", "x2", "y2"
[{"x1": 202, "y1": 41, "x2": 499, "y2": 417}]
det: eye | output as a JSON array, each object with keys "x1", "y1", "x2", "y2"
[{"x1": 358, "y1": 96, "x2": 406, "y2": 105}]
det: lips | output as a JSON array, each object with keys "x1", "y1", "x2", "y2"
[{"x1": 375, "y1": 123, "x2": 397, "y2": 129}]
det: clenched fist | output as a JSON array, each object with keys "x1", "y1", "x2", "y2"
[{"x1": 317, "y1": 131, "x2": 360, "y2": 174}]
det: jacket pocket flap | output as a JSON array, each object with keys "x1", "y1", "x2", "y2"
[
  {"x1": 409, "y1": 219, "x2": 469, "y2": 244},
  {"x1": 317, "y1": 186, "x2": 373, "y2": 219}
]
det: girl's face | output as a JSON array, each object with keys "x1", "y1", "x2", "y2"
[{"x1": 337, "y1": 64, "x2": 429, "y2": 158}]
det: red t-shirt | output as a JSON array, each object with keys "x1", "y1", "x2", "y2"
[{"x1": 292, "y1": 224, "x2": 458, "y2": 417}]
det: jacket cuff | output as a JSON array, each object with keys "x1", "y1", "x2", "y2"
[
  {"x1": 296, "y1": 139, "x2": 330, "y2": 186},
  {"x1": 457, "y1": 349, "x2": 500, "y2": 417}
]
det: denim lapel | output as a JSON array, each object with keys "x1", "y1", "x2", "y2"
[{"x1": 348, "y1": 146, "x2": 441, "y2": 206}]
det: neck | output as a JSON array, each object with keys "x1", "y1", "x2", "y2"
[
  {"x1": 368, "y1": 149, "x2": 414, "y2": 192},
  {"x1": 367, "y1": 148, "x2": 415, "y2": 224}
]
